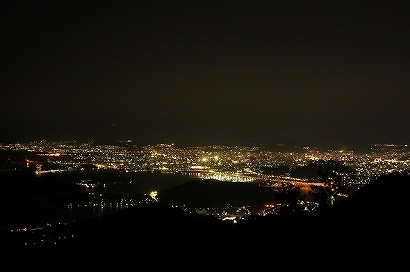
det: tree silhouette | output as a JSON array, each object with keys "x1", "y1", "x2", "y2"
[
  {"x1": 275, "y1": 181, "x2": 306, "y2": 215},
  {"x1": 317, "y1": 165, "x2": 348, "y2": 206},
  {"x1": 276, "y1": 181, "x2": 301, "y2": 204},
  {"x1": 310, "y1": 184, "x2": 331, "y2": 207}
]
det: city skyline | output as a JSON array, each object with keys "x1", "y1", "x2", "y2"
[
  {"x1": 2, "y1": 0, "x2": 410, "y2": 149},
  {"x1": 1, "y1": 135, "x2": 409, "y2": 233}
]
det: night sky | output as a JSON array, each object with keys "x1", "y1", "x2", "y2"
[{"x1": 2, "y1": 0, "x2": 410, "y2": 149}]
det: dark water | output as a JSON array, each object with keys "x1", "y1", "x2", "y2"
[{"x1": 0, "y1": 170, "x2": 199, "y2": 230}]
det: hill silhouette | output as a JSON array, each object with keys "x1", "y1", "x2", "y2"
[
  {"x1": 157, "y1": 178, "x2": 278, "y2": 208},
  {"x1": 2, "y1": 171, "x2": 410, "y2": 257},
  {"x1": 318, "y1": 171, "x2": 410, "y2": 231}
]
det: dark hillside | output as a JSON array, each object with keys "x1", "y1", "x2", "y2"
[
  {"x1": 302, "y1": 171, "x2": 410, "y2": 249},
  {"x1": 157, "y1": 179, "x2": 278, "y2": 207},
  {"x1": 2, "y1": 171, "x2": 410, "y2": 256},
  {"x1": 320, "y1": 171, "x2": 410, "y2": 224}
]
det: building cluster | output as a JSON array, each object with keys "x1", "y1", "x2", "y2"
[
  {"x1": 1, "y1": 140, "x2": 409, "y2": 188},
  {"x1": 1, "y1": 140, "x2": 409, "y2": 239}
]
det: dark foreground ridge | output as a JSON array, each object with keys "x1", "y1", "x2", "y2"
[{"x1": 2, "y1": 171, "x2": 410, "y2": 255}]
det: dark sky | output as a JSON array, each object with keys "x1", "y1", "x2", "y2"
[{"x1": 2, "y1": 0, "x2": 410, "y2": 149}]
